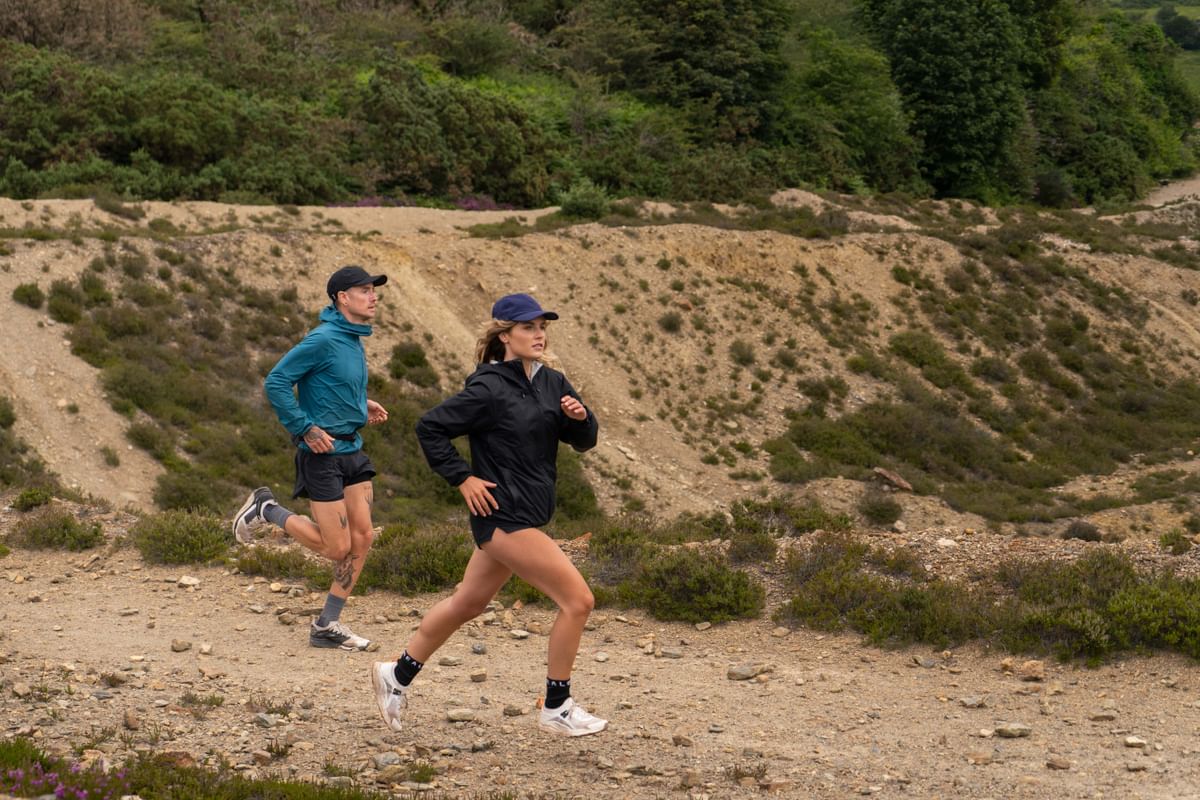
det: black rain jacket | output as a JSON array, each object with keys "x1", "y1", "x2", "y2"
[{"x1": 415, "y1": 360, "x2": 599, "y2": 528}]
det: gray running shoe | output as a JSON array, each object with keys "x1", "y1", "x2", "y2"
[
  {"x1": 232, "y1": 486, "x2": 275, "y2": 544},
  {"x1": 310, "y1": 619, "x2": 373, "y2": 651},
  {"x1": 371, "y1": 661, "x2": 408, "y2": 732}
]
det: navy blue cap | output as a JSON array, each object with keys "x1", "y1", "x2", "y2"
[
  {"x1": 491, "y1": 293, "x2": 559, "y2": 321},
  {"x1": 327, "y1": 265, "x2": 386, "y2": 301}
]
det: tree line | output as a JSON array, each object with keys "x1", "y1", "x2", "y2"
[{"x1": 0, "y1": 0, "x2": 1196, "y2": 208}]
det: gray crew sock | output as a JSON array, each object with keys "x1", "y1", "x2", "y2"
[
  {"x1": 262, "y1": 502, "x2": 293, "y2": 529},
  {"x1": 316, "y1": 593, "x2": 346, "y2": 627}
]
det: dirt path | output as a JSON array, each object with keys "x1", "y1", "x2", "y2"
[{"x1": 1, "y1": 521, "x2": 1199, "y2": 799}]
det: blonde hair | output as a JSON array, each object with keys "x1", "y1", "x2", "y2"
[{"x1": 475, "y1": 319, "x2": 559, "y2": 368}]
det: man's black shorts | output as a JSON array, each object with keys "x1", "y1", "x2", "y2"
[{"x1": 293, "y1": 449, "x2": 376, "y2": 502}]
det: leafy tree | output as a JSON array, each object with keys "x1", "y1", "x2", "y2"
[{"x1": 859, "y1": 0, "x2": 1026, "y2": 198}]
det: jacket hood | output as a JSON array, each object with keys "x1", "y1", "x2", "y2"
[
  {"x1": 320, "y1": 305, "x2": 373, "y2": 337},
  {"x1": 470, "y1": 359, "x2": 537, "y2": 387}
]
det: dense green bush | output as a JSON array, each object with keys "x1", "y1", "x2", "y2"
[
  {"x1": 11, "y1": 282, "x2": 44, "y2": 309},
  {"x1": 9, "y1": 507, "x2": 103, "y2": 551},
  {"x1": 357, "y1": 524, "x2": 472, "y2": 595},
  {"x1": 12, "y1": 487, "x2": 52, "y2": 511},
  {"x1": 620, "y1": 547, "x2": 765, "y2": 623},
  {"x1": 131, "y1": 511, "x2": 229, "y2": 565},
  {"x1": 858, "y1": 489, "x2": 902, "y2": 526},
  {"x1": 0, "y1": 396, "x2": 14, "y2": 430}
]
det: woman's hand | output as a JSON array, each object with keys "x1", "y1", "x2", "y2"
[
  {"x1": 561, "y1": 395, "x2": 587, "y2": 421},
  {"x1": 458, "y1": 475, "x2": 499, "y2": 516},
  {"x1": 366, "y1": 398, "x2": 388, "y2": 425}
]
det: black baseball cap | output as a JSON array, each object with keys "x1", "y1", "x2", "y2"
[
  {"x1": 327, "y1": 265, "x2": 387, "y2": 301},
  {"x1": 491, "y1": 293, "x2": 558, "y2": 321}
]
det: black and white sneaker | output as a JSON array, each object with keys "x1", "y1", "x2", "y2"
[
  {"x1": 232, "y1": 486, "x2": 275, "y2": 544},
  {"x1": 310, "y1": 619, "x2": 373, "y2": 651}
]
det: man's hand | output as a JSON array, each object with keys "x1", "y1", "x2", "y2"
[
  {"x1": 303, "y1": 425, "x2": 335, "y2": 453},
  {"x1": 561, "y1": 395, "x2": 587, "y2": 421},
  {"x1": 366, "y1": 399, "x2": 388, "y2": 425},
  {"x1": 458, "y1": 476, "x2": 499, "y2": 516}
]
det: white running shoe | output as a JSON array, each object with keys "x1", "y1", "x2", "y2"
[
  {"x1": 232, "y1": 486, "x2": 275, "y2": 544},
  {"x1": 371, "y1": 661, "x2": 408, "y2": 732},
  {"x1": 537, "y1": 697, "x2": 608, "y2": 737},
  {"x1": 310, "y1": 619, "x2": 373, "y2": 651}
]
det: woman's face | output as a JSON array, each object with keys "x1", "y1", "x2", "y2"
[{"x1": 501, "y1": 318, "x2": 548, "y2": 361}]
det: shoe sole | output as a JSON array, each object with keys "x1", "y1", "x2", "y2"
[
  {"x1": 232, "y1": 490, "x2": 260, "y2": 544},
  {"x1": 537, "y1": 719, "x2": 608, "y2": 737},
  {"x1": 310, "y1": 635, "x2": 370, "y2": 651},
  {"x1": 370, "y1": 664, "x2": 403, "y2": 731}
]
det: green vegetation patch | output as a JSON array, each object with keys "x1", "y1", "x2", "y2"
[
  {"x1": 131, "y1": 511, "x2": 229, "y2": 565},
  {"x1": 9, "y1": 506, "x2": 103, "y2": 551}
]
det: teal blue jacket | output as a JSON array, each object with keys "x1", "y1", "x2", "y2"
[{"x1": 264, "y1": 306, "x2": 371, "y2": 454}]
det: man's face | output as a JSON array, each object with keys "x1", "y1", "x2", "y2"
[{"x1": 339, "y1": 283, "x2": 378, "y2": 322}]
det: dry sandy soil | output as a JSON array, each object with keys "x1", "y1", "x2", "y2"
[{"x1": 4, "y1": 184, "x2": 1200, "y2": 798}]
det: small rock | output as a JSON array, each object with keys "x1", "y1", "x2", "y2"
[
  {"x1": 123, "y1": 709, "x2": 140, "y2": 730},
  {"x1": 660, "y1": 647, "x2": 684, "y2": 659},
  {"x1": 471, "y1": 643, "x2": 487, "y2": 655},
  {"x1": 447, "y1": 708, "x2": 475, "y2": 722},
  {"x1": 254, "y1": 713, "x2": 277, "y2": 728},
  {"x1": 672, "y1": 733, "x2": 694, "y2": 747},
  {"x1": 251, "y1": 750, "x2": 272, "y2": 765},
  {"x1": 959, "y1": 696, "x2": 987, "y2": 709},
  {"x1": 502, "y1": 705, "x2": 526, "y2": 717},
  {"x1": 966, "y1": 751, "x2": 993, "y2": 765},
  {"x1": 935, "y1": 538, "x2": 958, "y2": 548},
  {"x1": 1126, "y1": 762, "x2": 1148, "y2": 772},
  {"x1": 913, "y1": 656, "x2": 938, "y2": 669},
  {"x1": 198, "y1": 643, "x2": 213, "y2": 656},
  {"x1": 12, "y1": 683, "x2": 31, "y2": 698},
  {"x1": 892, "y1": 520, "x2": 907, "y2": 533},
  {"x1": 1018, "y1": 660, "x2": 1045, "y2": 682},
  {"x1": 708, "y1": 723, "x2": 724, "y2": 733},
  {"x1": 177, "y1": 575, "x2": 201, "y2": 588},
  {"x1": 118, "y1": 608, "x2": 139, "y2": 617},
  {"x1": 680, "y1": 770, "x2": 704, "y2": 788},
  {"x1": 1124, "y1": 736, "x2": 1148, "y2": 748},
  {"x1": 594, "y1": 652, "x2": 609, "y2": 663},
  {"x1": 695, "y1": 622, "x2": 712, "y2": 631},
  {"x1": 1046, "y1": 756, "x2": 1071, "y2": 771},
  {"x1": 171, "y1": 640, "x2": 192, "y2": 653},
  {"x1": 727, "y1": 663, "x2": 765, "y2": 681},
  {"x1": 278, "y1": 613, "x2": 297, "y2": 625},
  {"x1": 469, "y1": 669, "x2": 487, "y2": 683},
  {"x1": 509, "y1": 629, "x2": 530, "y2": 640},
  {"x1": 770, "y1": 626, "x2": 790, "y2": 638},
  {"x1": 438, "y1": 656, "x2": 463, "y2": 667},
  {"x1": 1090, "y1": 712, "x2": 1117, "y2": 722},
  {"x1": 996, "y1": 722, "x2": 1032, "y2": 738},
  {"x1": 373, "y1": 752, "x2": 402, "y2": 768}
]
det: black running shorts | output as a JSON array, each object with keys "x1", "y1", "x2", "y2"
[{"x1": 293, "y1": 449, "x2": 376, "y2": 502}]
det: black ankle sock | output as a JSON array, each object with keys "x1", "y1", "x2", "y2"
[
  {"x1": 545, "y1": 678, "x2": 571, "y2": 709},
  {"x1": 394, "y1": 651, "x2": 424, "y2": 687}
]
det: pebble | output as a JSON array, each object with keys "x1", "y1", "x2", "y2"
[
  {"x1": 959, "y1": 696, "x2": 987, "y2": 709},
  {"x1": 503, "y1": 705, "x2": 526, "y2": 717},
  {"x1": 469, "y1": 669, "x2": 487, "y2": 683},
  {"x1": 471, "y1": 643, "x2": 487, "y2": 655},
  {"x1": 1018, "y1": 660, "x2": 1045, "y2": 682},
  {"x1": 373, "y1": 752, "x2": 401, "y2": 768},
  {"x1": 695, "y1": 622, "x2": 712, "y2": 631},
  {"x1": 1124, "y1": 736, "x2": 1148, "y2": 748},
  {"x1": 770, "y1": 626, "x2": 790, "y2": 638},
  {"x1": 123, "y1": 709, "x2": 140, "y2": 730},
  {"x1": 594, "y1": 652, "x2": 609, "y2": 663},
  {"x1": 177, "y1": 575, "x2": 200, "y2": 588},
  {"x1": 509, "y1": 630, "x2": 530, "y2": 640},
  {"x1": 727, "y1": 663, "x2": 765, "y2": 681},
  {"x1": 1046, "y1": 756, "x2": 1071, "y2": 770},
  {"x1": 170, "y1": 640, "x2": 192, "y2": 653},
  {"x1": 438, "y1": 656, "x2": 462, "y2": 667},
  {"x1": 447, "y1": 708, "x2": 475, "y2": 722},
  {"x1": 995, "y1": 722, "x2": 1032, "y2": 738}
]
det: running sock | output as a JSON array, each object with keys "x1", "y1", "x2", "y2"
[
  {"x1": 394, "y1": 651, "x2": 424, "y2": 687},
  {"x1": 545, "y1": 678, "x2": 571, "y2": 710},
  {"x1": 316, "y1": 593, "x2": 346, "y2": 627},
  {"x1": 262, "y1": 502, "x2": 293, "y2": 529}
]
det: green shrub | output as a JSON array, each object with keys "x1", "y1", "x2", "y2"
[
  {"x1": 620, "y1": 548, "x2": 764, "y2": 623},
  {"x1": 357, "y1": 524, "x2": 471, "y2": 594},
  {"x1": 658, "y1": 311, "x2": 683, "y2": 333},
  {"x1": 727, "y1": 527, "x2": 777, "y2": 564},
  {"x1": 13, "y1": 487, "x2": 53, "y2": 511},
  {"x1": 12, "y1": 282, "x2": 44, "y2": 309},
  {"x1": 0, "y1": 396, "x2": 13, "y2": 429},
  {"x1": 10, "y1": 507, "x2": 104, "y2": 551},
  {"x1": 858, "y1": 488, "x2": 902, "y2": 526},
  {"x1": 1160, "y1": 528, "x2": 1192, "y2": 556},
  {"x1": 388, "y1": 341, "x2": 438, "y2": 388},
  {"x1": 131, "y1": 511, "x2": 229, "y2": 564},
  {"x1": 1063, "y1": 520, "x2": 1101, "y2": 541},
  {"x1": 558, "y1": 178, "x2": 610, "y2": 220},
  {"x1": 729, "y1": 339, "x2": 756, "y2": 366},
  {"x1": 47, "y1": 279, "x2": 83, "y2": 324},
  {"x1": 93, "y1": 190, "x2": 145, "y2": 221},
  {"x1": 235, "y1": 547, "x2": 331, "y2": 588}
]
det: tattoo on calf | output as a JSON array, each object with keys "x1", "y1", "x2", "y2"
[
  {"x1": 334, "y1": 554, "x2": 357, "y2": 590},
  {"x1": 338, "y1": 513, "x2": 347, "y2": 529}
]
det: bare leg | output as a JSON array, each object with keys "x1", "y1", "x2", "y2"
[
  {"x1": 402, "y1": 545, "x2": 512, "y2": 663},
  {"x1": 281, "y1": 503, "x2": 351, "y2": 562},
  {"x1": 327, "y1": 482, "x2": 375, "y2": 599},
  {"x1": 481, "y1": 528, "x2": 594, "y2": 679}
]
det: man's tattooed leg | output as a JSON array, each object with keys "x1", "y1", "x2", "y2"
[{"x1": 334, "y1": 553, "x2": 357, "y2": 591}]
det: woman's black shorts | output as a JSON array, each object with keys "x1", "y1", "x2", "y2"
[
  {"x1": 468, "y1": 515, "x2": 544, "y2": 548},
  {"x1": 293, "y1": 449, "x2": 376, "y2": 502}
]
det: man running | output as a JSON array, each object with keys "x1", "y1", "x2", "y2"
[{"x1": 233, "y1": 265, "x2": 389, "y2": 651}]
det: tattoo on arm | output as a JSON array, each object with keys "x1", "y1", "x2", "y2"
[{"x1": 334, "y1": 554, "x2": 357, "y2": 591}]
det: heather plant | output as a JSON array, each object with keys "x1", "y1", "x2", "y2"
[
  {"x1": 9, "y1": 506, "x2": 103, "y2": 550},
  {"x1": 131, "y1": 511, "x2": 228, "y2": 565}
]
